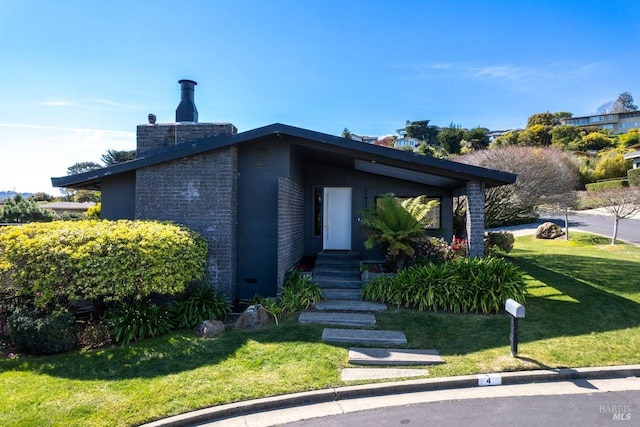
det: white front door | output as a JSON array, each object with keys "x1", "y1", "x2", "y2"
[{"x1": 323, "y1": 187, "x2": 352, "y2": 250}]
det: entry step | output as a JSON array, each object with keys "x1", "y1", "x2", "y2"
[
  {"x1": 315, "y1": 300, "x2": 387, "y2": 312},
  {"x1": 322, "y1": 328, "x2": 407, "y2": 346},
  {"x1": 341, "y1": 368, "x2": 429, "y2": 381},
  {"x1": 348, "y1": 348, "x2": 443, "y2": 365},
  {"x1": 321, "y1": 288, "x2": 361, "y2": 300},
  {"x1": 298, "y1": 312, "x2": 376, "y2": 327}
]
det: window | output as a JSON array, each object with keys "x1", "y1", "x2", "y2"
[
  {"x1": 590, "y1": 116, "x2": 604, "y2": 123},
  {"x1": 602, "y1": 124, "x2": 614, "y2": 130},
  {"x1": 313, "y1": 187, "x2": 322, "y2": 236}
]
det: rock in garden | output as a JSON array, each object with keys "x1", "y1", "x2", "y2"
[
  {"x1": 195, "y1": 320, "x2": 225, "y2": 338},
  {"x1": 234, "y1": 304, "x2": 273, "y2": 329},
  {"x1": 535, "y1": 222, "x2": 565, "y2": 239}
]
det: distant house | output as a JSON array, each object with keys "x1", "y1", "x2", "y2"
[
  {"x1": 625, "y1": 149, "x2": 640, "y2": 169},
  {"x1": 394, "y1": 136, "x2": 421, "y2": 151},
  {"x1": 40, "y1": 201, "x2": 96, "y2": 216},
  {"x1": 52, "y1": 80, "x2": 516, "y2": 300},
  {"x1": 562, "y1": 112, "x2": 640, "y2": 134}
]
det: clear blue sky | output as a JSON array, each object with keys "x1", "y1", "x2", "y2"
[{"x1": 1, "y1": 0, "x2": 639, "y2": 194}]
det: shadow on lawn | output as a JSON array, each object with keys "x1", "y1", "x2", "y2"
[{"x1": 1, "y1": 319, "x2": 329, "y2": 381}]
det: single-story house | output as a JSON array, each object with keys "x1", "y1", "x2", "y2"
[
  {"x1": 52, "y1": 80, "x2": 516, "y2": 300},
  {"x1": 41, "y1": 201, "x2": 96, "y2": 216}
]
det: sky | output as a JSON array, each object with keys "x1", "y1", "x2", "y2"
[{"x1": 1, "y1": 0, "x2": 639, "y2": 195}]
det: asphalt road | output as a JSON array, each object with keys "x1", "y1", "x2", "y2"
[
  {"x1": 284, "y1": 389, "x2": 640, "y2": 427},
  {"x1": 563, "y1": 212, "x2": 640, "y2": 245}
]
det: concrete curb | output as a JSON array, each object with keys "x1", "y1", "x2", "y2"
[{"x1": 141, "y1": 364, "x2": 640, "y2": 426}]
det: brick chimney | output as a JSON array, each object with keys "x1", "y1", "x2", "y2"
[{"x1": 136, "y1": 80, "x2": 237, "y2": 156}]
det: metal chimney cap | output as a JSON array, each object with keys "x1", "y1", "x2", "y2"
[
  {"x1": 176, "y1": 79, "x2": 198, "y2": 122},
  {"x1": 178, "y1": 79, "x2": 197, "y2": 86}
]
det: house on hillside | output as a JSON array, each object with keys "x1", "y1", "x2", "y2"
[
  {"x1": 562, "y1": 112, "x2": 640, "y2": 134},
  {"x1": 41, "y1": 201, "x2": 96, "y2": 216},
  {"x1": 52, "y1": 80, "x2": 516, "y2": 300}
]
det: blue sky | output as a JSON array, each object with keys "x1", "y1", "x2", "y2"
[{"x1": 1, "y1": 0, "x2": 639, "y2": 194}]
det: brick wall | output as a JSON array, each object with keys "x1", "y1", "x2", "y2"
[
  {"x1": 135, "y1": 145, "x2": 238, "y2": 298},
  {"x1": 277, "y1": 178, "x2": 305, "y2": 290},
  {"x1": 465, "y1": 180, "x2": 485, "y2": 258},
  {"x1": 136, "y1": 122, "x2": 237, "y2": 156}
]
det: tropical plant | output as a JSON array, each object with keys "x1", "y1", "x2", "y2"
[
  {"x1": 105, "y1": 299, "x2": 173, "y2": 345},
  {"x1": 362, "y1": 257, "x2": 526, "y2": 314},
  {"x1": 170, "y1": 282, "x2": 231, "y2": 329},
  {"x1": 361, "y1": 194, "x2": 438, "y2": 268}
]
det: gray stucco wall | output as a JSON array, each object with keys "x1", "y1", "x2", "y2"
[
  {"x1": 135, "y1": 146, "x2": 238, "y2": 298},
  {"x1": 303, "y1": 161, "x2": 453, "y2": 259},
  {"x1": 100, "y1": 172, "x2": 136, "y2": 220},
  {"x1": 277, "y1": 177, "x2": 305, "y2": 290}
]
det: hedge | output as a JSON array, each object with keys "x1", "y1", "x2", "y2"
[
  {"x1": 629, "y1": 168, "x2": 640, "y2": 187},
  {"x1": 0, "y1": 220, "x2": 207, "y2": 307},
  {"x1": 585, "y1": 179, "x2": 629, "y2": 191}
]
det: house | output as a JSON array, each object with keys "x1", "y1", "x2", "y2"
[
  {"x1": 52, "y1": 80, "x2": 516, "y2": 300},
  {"x1": 394, "y1": 136, "x2": 421, "y2": 151},
  {"x1": 561, "y1": 112, "x2": 640, "y2": 134},
  {"x1": 625, "y1": 149, "x2": 640, "y2": 169},
  {"x1": 41, "y1": 201, "x2": 96, "y2": 216}
]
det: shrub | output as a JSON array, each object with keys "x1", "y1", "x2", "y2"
[
  {"x1": 362, "y1": 257, "x2": 526, "y2": 314},
  {"x1": 8, "y1": 308, "x2": 77, "y2": 354},
  {"x1": 585, "y1": 180, "x2": 629, "y2": 191},
  {"x1": 279, "y1": 270, "x2": 322, "y2": 315},
  {"x1": 0, "y1": 220, "x2": 207, "y2": 309},
  {"x1": 414, "y1": 237, "x2": 462, "y2": 264},
  {"x1": 105, "y1": 299, "x2": 173, "y2": 345},
  {"x1": 485, "y1": 232, "x2": 514, "y2": 255},
  {"x1": 0, "y1": 194, "x2": 57, "y2": 223},
  {"x1": 76, "y1": 320, "x2": 113, "y2": 349},
  {"x1": 628, "y1": 168, "x2": 640, "y2": 187},
  {"x1": 170, "y1": 282, "x2": 231, "y2": 329},
  {"x1": 251, "y1": 296, "x2": 283, "y2": 325}
]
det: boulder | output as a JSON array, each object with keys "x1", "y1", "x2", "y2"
[
  {"x1": 535, "y1": 222, "x2": 565, "y2": 239},
  {"x1": 194, "y1": 320, "x2": 225, "y2": 338},
  {"x1": 234, "y1": 305, "x2": 273, "y2": 329}
]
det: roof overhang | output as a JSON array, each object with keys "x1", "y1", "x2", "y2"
[{"x1": 52, "y1": 123, "x2": 517, "y2": 190}]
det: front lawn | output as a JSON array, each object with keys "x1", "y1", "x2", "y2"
[{"x1": 1, "y1": 232, "x2": 639, "y2": 426}]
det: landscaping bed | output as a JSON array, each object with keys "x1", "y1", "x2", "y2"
[{"x1": 1, "y1": 232, "x2": 639, "y2": 426}]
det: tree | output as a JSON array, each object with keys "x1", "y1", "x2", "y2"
[
  {"x1": 405, "y1": 120, "x2": 439, "y2": 145},
  {"x1": 517, "y1": 124, "x2": 553, "y2": 147},
  {"x1": 593, "y1": 149, "x2": 631, "y2": 180},
  {"x1": 454, "y1": 146, "x2": 579, "y2": 227},
  {"x1": 67, "y1": 162, "x2": 102, "y2": 175},
  {"x1": 585, "y1": 187, "x2": 640, "y2": 244},
  {"x1": 28, "y1": 192, "x2": 55, "y2": 202},
  {"x1": 618, "y1": 128, "x2": 640, "y2": 148},
  {"x1": 341, "y1": 128, "x2": 352, "y2": 139},
  {"x1": 613, "y1": 92, "x2": 638, "y2": 113},
  {"x1": 101, "y1": 149, "x2": 136, "y2": 166},
  {"x1": 462, "y1": 127, "x2": 490, "y2": 151},
  {"x1": 526, "y1": 112, "x2": 556, "y2": 127},
  {"x1": 438, "y1": 124, "x2": 464, "y2": 154},
  {"x1": 491, "y1": 130, "x2": 520, "y2": 148},
  {"x1": 597, "y1": 92, "x2": 638, "y2": 114},
  {"x1": 0, "y1": 195, "x2": 57, "y2": 223}
]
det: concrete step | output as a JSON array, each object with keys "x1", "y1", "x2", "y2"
[
  {"x1": 321, "y1": 328, "x2": 406, "y2": 346},
  {"x1": 315, "y1": 278, "x2": 363, "y2": 289},
  {"x1": 298, "y1": 312, "x2": 376, "y2": 327},
  {"x1": 348, "y1": 348, "x2": 444, "y2": 366},
  {"x1": 315, "y1": 300, "x2": 386, "y2": 312},
  {"x1": 312, "y1": 269, "x2": 361, "y2": 279},
  {"x1": 314, "y1": 258, "x2": 360, "y2": 268},
  {"x1": 341, "y1": 368, "x2": 429, "y2": 381},
  {"x1": 321, "y1": 288, "x2": 361, "y2": 300},
  {"x1": 317, "y1": 251, "x2": 360, "y2": 260}
]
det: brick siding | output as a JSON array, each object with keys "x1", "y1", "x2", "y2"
[
  {"x1": 135, "y1": 123, "x2": 238, "y2": 298},
  {"x1": 465, "y1": 180, "x2": 485, "y2": 258},
  {"x1": 277, "y1": 178, "x2": 305, "y2": 289},
  {"x1": 136, "y1": 122, "x2": 237, "y2": 156}
]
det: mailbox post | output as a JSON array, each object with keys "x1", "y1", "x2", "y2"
[{"x1": 505, "y1": 299, "x2": 525, "y2": 357}]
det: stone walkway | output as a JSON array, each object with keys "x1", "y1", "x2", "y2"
[{"x1": 300, "y1": 251, "x2": 443, "y2": 381}]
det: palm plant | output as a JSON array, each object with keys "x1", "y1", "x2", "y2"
[{"x1": 361, "y1": 194, "x2": 438, "y2": 270}]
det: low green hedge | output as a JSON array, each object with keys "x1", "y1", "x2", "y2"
[
  {"x1": 0, "y1": 220, "x2": 207, "y2": 308},
  {"x1": 629, "y1": 168, "x2": 640, "y2": 186},
  {"x1": 362, "y1": 257, "x2": 526, "y2": 314},
  {"x1": 585, "y1": 179, "x2": 629, "y2": 191}
]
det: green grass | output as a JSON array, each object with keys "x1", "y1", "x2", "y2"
[{"x1": 1, "y1": 232, "x2": 639, "y2": 426}]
